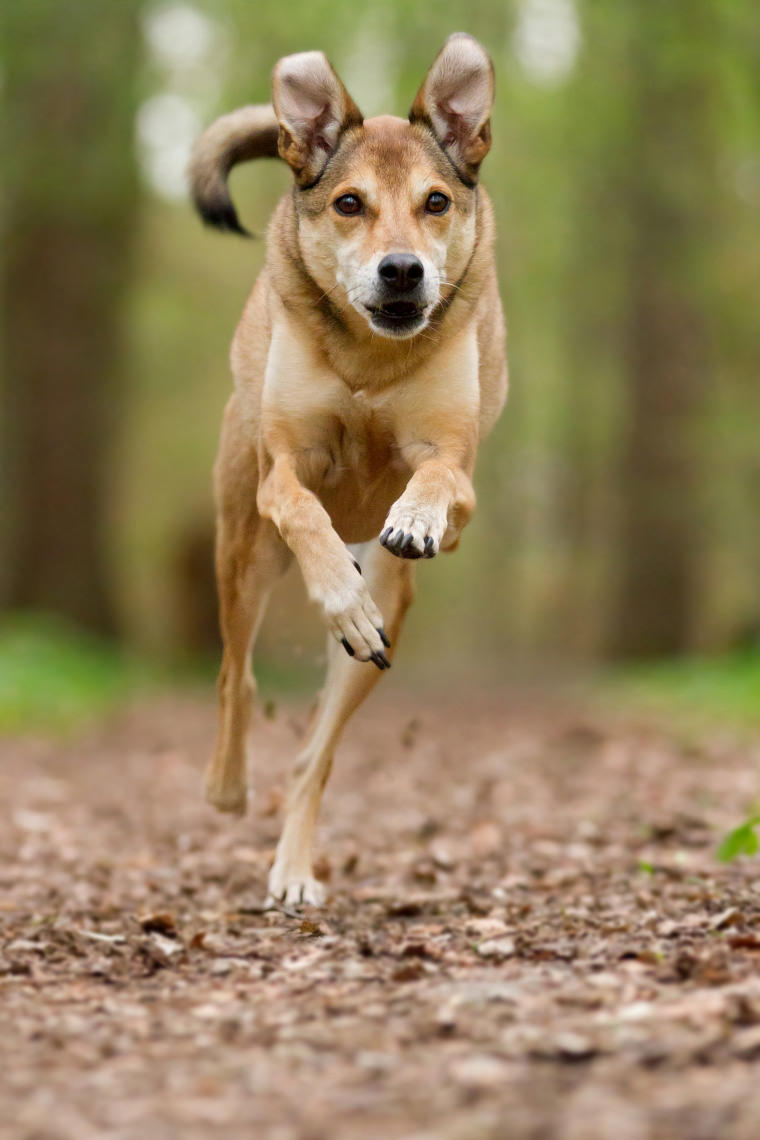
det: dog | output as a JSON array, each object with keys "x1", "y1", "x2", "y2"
[{"x1": 189, "y1": 33, "x2": 507, "y2": 907}]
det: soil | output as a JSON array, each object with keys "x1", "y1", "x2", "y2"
[{"x1": 2, "y1": 688, "x2": 760, "y2": 1139}]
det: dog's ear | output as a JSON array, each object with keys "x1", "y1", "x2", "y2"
[
  {"x1": 410, "y1": 34, "x2": 494, "y2": 185},
  {"x1": 272, "y1": 51, "x2": 363, "y2": 187}
]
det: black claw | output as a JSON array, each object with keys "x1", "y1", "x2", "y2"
[
  {"x1": 424, "y1": 536, "x2": 435, "y2": 558},
  {"x1": 378, "y1": 627, "x2": 391, "y2": 648},
  {"x1": 352, "y1": 558, "x2": 362, "y2": 575},
  {"x1": 341, "y1": 637, "x2": 355, "y2": 657},
  {"x1": 399, "y1": 533, "x2": 423, "y2": 559},
  {"x1": 383, "y1": 527, "x2": 425, "y2": 558},
  {"x1": 370, "y1": 651, "x2": 391, "y2": 671}
]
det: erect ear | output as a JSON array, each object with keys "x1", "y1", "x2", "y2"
[
  {"x1": 409, "y1": 33, "x2": 494, "y2": 185},
  {"x1": 272, "y1": 51, "x2": 363, "y2": 187}
]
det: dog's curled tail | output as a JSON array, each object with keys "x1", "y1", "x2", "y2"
[{"x1": 188, "y1": 104, "x2": 280, "y2": 236}]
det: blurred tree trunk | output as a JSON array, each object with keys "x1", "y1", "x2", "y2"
[
  {"x1": 2, "y1": 4, "x2": 140, "y2": 633},
  {"x1": 610, "y1": 198, "x2": 706, "y2": 657},
  {"x1": 607, "y1": 4, "x2": 715, "y2": 657}
]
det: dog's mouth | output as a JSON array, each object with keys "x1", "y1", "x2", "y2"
[{"x1": 365, "y1": 301, "x2": 426, "y2": 337}]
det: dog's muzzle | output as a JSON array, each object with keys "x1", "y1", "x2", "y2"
[
  {"x1": 351, "y1": 252, "x2": 438, "y2": 338},
  {"x1": 364, "y1": 254, "x2": 430, "y2": 337}
]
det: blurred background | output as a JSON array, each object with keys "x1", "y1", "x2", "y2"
[{"x1": 2, "y1": 0, "x2": 759, "y2": 729}]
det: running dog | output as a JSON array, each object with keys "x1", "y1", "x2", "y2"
[{"x1": 189, "y1": 33, "x2": 507, "y2": 906}]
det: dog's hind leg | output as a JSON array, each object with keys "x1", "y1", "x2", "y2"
[
  {"x1": 206, "y1": 402, "x2": 292, "y2": 815},
  {"x1": 267, "y1": 542, "x2": 415, "y2": 907},
  {"x1": 206, "y1": 510, "x2": 290, "y2": 815}
]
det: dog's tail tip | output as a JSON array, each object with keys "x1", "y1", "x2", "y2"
[
  {"x1": 188, "y1": 104, "x2": 279, "y2": 238},
  {"x1": 192, "y1": 191, "x2": 252, "y2": 238}
]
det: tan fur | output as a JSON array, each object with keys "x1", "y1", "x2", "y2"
[{"x1": 192, "y1": 35, "x2": 507, "y2": 906}]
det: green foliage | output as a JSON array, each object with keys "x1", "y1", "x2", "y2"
[
  {"x1": 717, "y1": 816, "x2": 760, "y2": 863},
  {"x1": 608, "y1": 651, "x2": 760, "y2": 727},
  {"x1": 0, "y1": 616, "x2": 152, "y2": 734},
  {"x1": 4, "y1": 0, "x2": 142, "y2": 218}
]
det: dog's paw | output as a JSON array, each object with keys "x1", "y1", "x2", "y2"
[
  {"x1": 321, "y1": 579, "x2": 391, "y2": 669},
  {"x1": 266, "y1": 863, "x2": 326, "y2": 909},
  {"x1": 380, "y1": 504, "x2": 446, "y2": 560}
]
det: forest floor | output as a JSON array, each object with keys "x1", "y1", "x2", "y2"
[{"x1": 2, "y1": 686, "x2": 760, "y2": 1139}]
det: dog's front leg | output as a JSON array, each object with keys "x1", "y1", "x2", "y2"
[
  {"x1": 380, "y1": 451, "x2": 477, "y2": 560},
  {"x1": 257, "y1": 451, "x2": 391, "y2": 667},
  {"x1": 381, "y1": 329, "x2": 480, "y2": 560}
]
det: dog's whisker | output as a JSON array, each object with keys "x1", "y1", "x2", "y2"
[{"x1": 315, "y1": 280, "x2": 344, "y2": 304}]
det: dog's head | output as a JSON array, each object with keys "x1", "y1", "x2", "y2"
[{"x1": 273, "y1": 34, "x2": 494, "y2": 340}]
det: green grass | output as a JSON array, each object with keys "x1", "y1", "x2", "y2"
[
  {"x1": 606, "y1": 649, "x2": 760, "y2": 729},
  {"x1": 0, "y1": 613, "x2": 322, "y2": 735},
  {"x1": 717, "y1": 816, "x2": 760, "y2": 862},
  {"x1": 0, "y1": 615, "x2": 156, "y2": 735}
]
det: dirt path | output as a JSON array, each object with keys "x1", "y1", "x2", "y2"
[{"x1": 2, "y1": 689, "x2": 760, "y2": 1139}]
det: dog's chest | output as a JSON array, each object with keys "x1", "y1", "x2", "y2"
[
  {"x1": 316, "y1": 388, "x2": 405, "y2": 486},
  {"x1": 316, "y1": 395, "x2": 408, "y2": 541}
]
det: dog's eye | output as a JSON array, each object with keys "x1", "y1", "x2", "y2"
[
  {"x1": 334, "y1": 194, "x2": 364, "y2": 216},
  {"x1": 425, "y1": 192, "x2": 450, "y2": 215}
]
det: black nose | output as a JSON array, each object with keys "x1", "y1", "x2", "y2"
[{"x1": 378, "y1": 253, "x2": 424, "y2": 293}]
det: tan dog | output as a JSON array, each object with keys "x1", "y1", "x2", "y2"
[{"x1": 189, "y1": 34, "x2": 507, "y2": 907}]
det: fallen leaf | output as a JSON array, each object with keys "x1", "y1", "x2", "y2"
[
  {"x1": 476, "y1": 936, "x2": 516, "y2": 959},
  {"x1": 138, "y1": 912, "x2": 177, "y2": 936}
]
